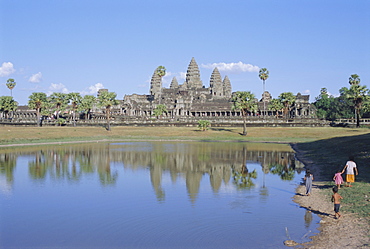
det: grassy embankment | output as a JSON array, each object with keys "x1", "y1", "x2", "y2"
[
  {"x1": 295, "y1": 130, "x2": 370, "y2": 218},
  {"x1": 1, "y1": 125, "x2": 369, "y2": 218},
  {"x1": 1, "y1": 125, "x2": 369, "y2": 145}
]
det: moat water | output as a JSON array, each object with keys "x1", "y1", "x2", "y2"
[{"x1": 0, "y1": 141, "x2": 319, "y2": 249}]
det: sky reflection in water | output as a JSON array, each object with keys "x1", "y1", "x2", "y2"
[{"x1": 0, "y1": 142, "x2": 320, "y2": 249}]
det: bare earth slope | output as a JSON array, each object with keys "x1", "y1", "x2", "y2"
[{"x1": 292, "y1": 144, "x2": 370, "y2": 248}]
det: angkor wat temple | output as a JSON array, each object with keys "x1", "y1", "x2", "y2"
[
  {"x1": 120, "y1": 57, "x2": 319, "y2": 125},
  {"x1": 1, "y1": 58, "x2": 322, "y2": 126}
]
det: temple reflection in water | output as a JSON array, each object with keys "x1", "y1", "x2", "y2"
[{"x1": 0, "y1": 142, "x2": 304, "y2": 202}]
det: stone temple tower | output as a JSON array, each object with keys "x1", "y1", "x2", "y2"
[
  {"x1": 210, "y1": 68, "x2": 224, "y2": 98},
  {"x1": 170, "y1": 77, "x2": 178, "y2": 89},
  {"x1": 150, "y1": 69, "x2": 162, "y2": 98},
  {"x1": 223, "y1": 75, "x2": 232, "y2": 98},
  {"x1": 185, "y1": 57, "x2": 203, "y2": 89}
]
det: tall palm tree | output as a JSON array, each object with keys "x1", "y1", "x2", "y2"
[
  {"x1": 349, "y1": 74, "x2": 360, "y2": 86},
  {"x1": 341, "y1": 77, "x2": 369, "y2": 127},
  {"x1": 97, "y1": 91, "x2": 119, "y2": 131},
  {"x1": 80, "y1": 95, "x2": 96, "y2": 120},
  {"x1": 68, "y1": 92, "x2": 82, "y2": 127},
  {"x1": 259, "y1": 68, "x2": 269, "y2": 116},
  {"x1": 0, "y1": 96, "x2": 18, "y2": 119},
  {"x1": 155, "y1": 66, "x2": 166, "y2": 104},
  {"x1": 49, "y1": 92, "x2": 69, "y2": 123},
  {"x1": 156, "y1": 66, "x2": 166, "y2": 78},
  {"x1": 346, "y1": 74, "x2": 370, "y2": 127},
  {"x1": 232, "y1": 91, "x2": 257, "y2": 136},
  {"x1": 6, "y1": 78, "x2": 16, "y2": 97},
  {"x1": 28, "y1": 92, "x2": 47, "y2": 127}
]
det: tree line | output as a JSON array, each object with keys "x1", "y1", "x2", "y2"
[
  {"x1": 1, "y1": 71, "x2": 370, "y2": 131},
  {"x1": 314, "y1": 74, "x2": 370, "y2": 127},
  {"x1": 1, "y1": 81, "x2": 119, "y2": 131}
]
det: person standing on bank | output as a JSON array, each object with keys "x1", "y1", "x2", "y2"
[
  {"x1": 304, "y1": 169, "x2": 314, "y2": 196},
  {"x1": 331, "y1": 186, "x2": 343, "y2": 219},
  {"x1": 333, "y1": 170, "x2": 344, "y2": 189},
  {"x1": 342, "y1": 156, "x2": 358, "y2": 187}
]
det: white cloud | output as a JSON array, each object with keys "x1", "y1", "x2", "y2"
[
  {"x1": 0, "y1": 62, "x2": 16, "y2": 77},
  {"x1": 302, "y1": 90, "x2": 310, "y2": 95},
  {"x1": 47, "y1": 83, "x2": 69, "y2": 95},
  {"x1": 201, "y1": 61, "x2": 260, "y2": 73},
  {"x1": 179, "y1": 72, "x2": 186, "y2": 80},
  {"x1": 80, "y1": 83, "x2": 104, "y2": 95},
  {"x1": 29, "y1": 72, "x2": 43, "y2": 83}
]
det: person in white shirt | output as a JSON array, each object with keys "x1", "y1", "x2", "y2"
[{"x1": 341, "y1": 156, "x2": 358, "y2": 187}]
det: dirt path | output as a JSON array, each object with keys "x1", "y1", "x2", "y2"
[{"x1": 292, "y1": 145, "x2": 370, "y2": 248}]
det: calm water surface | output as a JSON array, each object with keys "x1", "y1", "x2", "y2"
[{"x1": 0, "y1": 142, "x2": 319, "y2": 249}]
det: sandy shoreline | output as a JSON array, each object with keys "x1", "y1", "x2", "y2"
[{"x1": 292, "y1": 144, "x2": 370, "y2": 248}]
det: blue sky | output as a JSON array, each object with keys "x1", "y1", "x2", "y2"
[{"x1": 1, "y1": 0, "x2": 369, "y2": 105}]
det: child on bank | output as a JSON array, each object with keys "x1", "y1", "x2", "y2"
[
  {"x1": 331, "y1": 186, "x2": 343, "y2": 219},
  {"x1": 304, "y1": 169, "x2": 314, "y2": 196},
  {"x1": 333, "y1": 170, "x2": 344, "y2": 189}
]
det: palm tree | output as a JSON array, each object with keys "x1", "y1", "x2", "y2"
[
  {"x1": 155, "y1": 66, "x2": 166, "y2": 104},
  {"x1": 40, "y1": 97, "x2": 54, "y2": 120},
  {"x1": 153, "y1": 104, "x2": 167, "y2": 118},
  {"x1": 198, "y1": 120, "x2": 211, "y2": 131},
  {"x1": 348, "y1": 74, "x2": 369, "y2": 127},
  {"x1": 0, "y1": 96, "x2": 18, "y2": 119},
  {"x1": 268, "y1": 98, "x2": 284, "y2": 117},
  {"x1": 156, "y1": 66, "x2": 166, "y2": 78},
  {"x1": 68, "y1": 92, "x2": 82, "y2": 127},
  {"x1": 259, "y1": 68, "x2": 269, "y2": 116},
  {"x1": 278, "y1": 92, "x2": 296, "y2": 119},
  {"x1": 80, "y1": 95, "x2": 96, "y2": 120},
  {"x1": 231, "y1": 91, "x2": 257, "y2": 135},
  {"x1": 6, "y1": 78, "x2": 16, "y2": 97},
  {"x1": 341, "y1": 76, "x2": 369, "y2": 127},
  {"x1": 349, "y1": 74, "x2": 360, "y2": 86},
  {"x1": 97, "y1": 91, "x2": 119, "y2": 131},
  {"x1": 28, "y1": 92, "x2": 47, "y2": 127},
  {"x1": 49, "y1": 92, "x2": 69, "y2": 123}
]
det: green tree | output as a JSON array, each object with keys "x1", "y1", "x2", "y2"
[
  {"x1": 80, "y1": 95, "x2": 96, "y2": 120},
  {"x1": 268, "y1": 98, "x2": 284, "y2": 117},
  {"x1": 97, "y1": 91, "x2": 119, "y2": 131},
  {"x1": 314, "y1": 88, "x2": 338, "y2": 120},
  {"x1": 198, "y1": 120, "x2": 211, "y2": 131},
  {"x1": 258, "y1": 68, "x2": 269, "y2": 116},
  {"x1": 0, "y1": 96, "x2": 18, "y2": 118},
  {"x1": 156, "y1": 66, "x2": 166, "y2": 78},
  {"x1": 231, "y1": 91, "x2": 257, "y2": 136},
  {"x1": 6, "y1": 78, "x2": 16, "y2": 97},
  {"x1": 68, "y1": 92, "x2": 82, "y2": 127},
  {"x1": 341, "y1": 76, "x2": 370, "y2": 127},
  {"x1": 153, "y1": 104, "x2": 167, "y2": 118},
  {"x1": 349, "y1": 74, "x2": 360, "y2": 86},
  {"x1": 40, "y1": 97, "x2": 55, "y2": 119},
  {"x1": 49, "y1": 92, "x2": 69, "y2": 124},
  {"x1": 155, "y1": 66, "x2": 166, "y2": 104},
  {"x1": 28, "y1": 92, "x2": 47, "y2": 127},
  {"x1": 278, "y1": 92, "x2": 296, "y2": 119}
]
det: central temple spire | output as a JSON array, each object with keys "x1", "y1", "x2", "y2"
[{"x1": 185, "y1": 57, "x2": 203, "y2": 89}]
